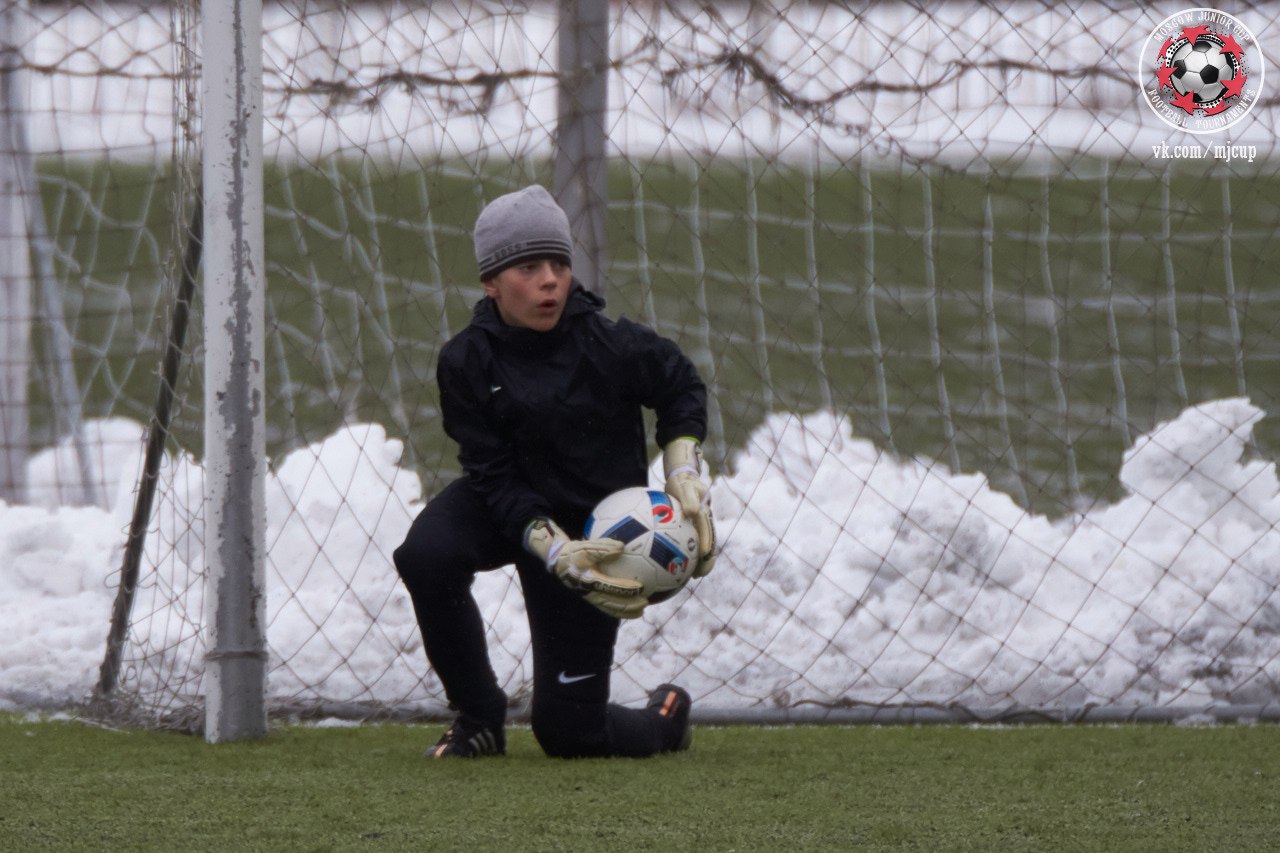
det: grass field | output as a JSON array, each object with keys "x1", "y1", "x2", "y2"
[
  {"x1": 29, "y1": 156, "x2": 1280, "y2": 513},
  {"x1": 3, "y1": 714, "x2": 1278, "y2": 851}
]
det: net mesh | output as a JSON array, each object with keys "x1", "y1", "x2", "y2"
[{"x1": 3, "y1": 0, "x2": 1280, "y2": 725}]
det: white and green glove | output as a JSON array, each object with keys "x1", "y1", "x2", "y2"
[
  {"x1": 524, "y1": 518, "x2": 648, "y2": 619},
  {"x1": 663, "y1": 437, "x2": 717, "y2": 578}
]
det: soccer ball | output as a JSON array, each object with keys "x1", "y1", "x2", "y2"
[
  {"x1": 584, "y1": 487, "x2": 699, "y2": 603},
  {"x1": 1171, "y1": 37, "x2": 1235, "y2": 104}
]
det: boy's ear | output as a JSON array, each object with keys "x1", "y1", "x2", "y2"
[{"x1": 482, "y1": 277, "x2": 498, "y2": 298}]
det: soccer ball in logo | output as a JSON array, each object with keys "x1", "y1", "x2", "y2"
[
  {"x1": 1142, "y1": 10, "x2": 1264, "y2": 132},
  {"x1": 1170, "y1": 37, "x2": 1236, "y2": 104},
  {"x1": 584, "y1": 487, "x2": 699, "y2": 603}
]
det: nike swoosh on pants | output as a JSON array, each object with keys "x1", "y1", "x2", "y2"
[{"x1": 557, "y1": 672, "x2": 594, "y2": 684}]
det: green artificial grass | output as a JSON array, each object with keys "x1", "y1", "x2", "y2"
[{"x1": 2, "y1": 714, "x2": 1277, "y2": 851}]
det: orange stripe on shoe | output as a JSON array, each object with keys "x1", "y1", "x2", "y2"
[{"x1": 661, "y1": 691, "x2": 678, "y2": 717}]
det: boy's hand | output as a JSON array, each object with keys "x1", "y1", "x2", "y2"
[
  {"x1": 663, "y1": 438, "x2": 718, "y2": 577},
  {"x1": 524, "y1": 518, "x2": 648, "y2": 618}
]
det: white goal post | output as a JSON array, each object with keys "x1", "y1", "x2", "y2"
[
  {"x1": 2, "y1": 0, "x2": 1280, "y2": 732},
  {"x1": 200, "y1": 0, "x2": 267, "y2": 743}
]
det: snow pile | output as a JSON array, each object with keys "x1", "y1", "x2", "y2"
[
  {"x1": 2, "y1": 399, "x2": 1279, "y2": 714},
  {"x1": 636, "y1": 398, "x2": 1280, "y2": 710}
]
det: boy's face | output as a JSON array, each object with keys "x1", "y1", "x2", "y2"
[{"x1": 483, "y1": 257, "x2": 572, "y2": 332}]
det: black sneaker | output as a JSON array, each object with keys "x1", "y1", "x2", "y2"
[
  {"x1": 427, "y1": 716, "x2": 506, "y2": 759},
  {"x1": 647, "y1": 684, "x2": 692, "y2": 752}
]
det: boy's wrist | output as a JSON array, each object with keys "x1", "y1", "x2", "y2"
[{"x1": 523, "y1": 517, "x2": 568, "y2": 565}]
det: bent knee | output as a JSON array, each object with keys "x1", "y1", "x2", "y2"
[
  {"x1": 391, "y1": 539, "x2": 424, "y2": 579},
  {"x1": 392, "y1": 540, "x2": 432, "y2": 585},
  {"x1": 532, "y1": 704, "x2": 609, "y2": 758},
  {"x1": 392, "y1": 537, "x2": 476, "y2": 598}
]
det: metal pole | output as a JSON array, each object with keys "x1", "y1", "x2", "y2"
[
  {"x1": 94, "y1": 191, "x2": 203, "y2": 706},
  {"x1": 28, "y1": 140, "x2": 98, "y2": 508},
  {"x1": 0, "y1": 1, "x2": 30, "y2": 503},
  {"x1": 202, "y1": 0, "x2": 267, "y2": 743},
  {"x1": 553, "y1": 0, "x2": 609, "y2": 295},
  {"x1": 2, "y1": 0, "x2": 97, "y2": 508}
]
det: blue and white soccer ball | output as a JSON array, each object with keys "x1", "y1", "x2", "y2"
[
  {"x1": 1171, "y1": 37, "x2": 1236, "y2": 104},
  {"x1": 584, "y1": 487, "x2": 699, "y2": 603}
]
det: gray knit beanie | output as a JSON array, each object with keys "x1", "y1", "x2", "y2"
[{"x1": 474, "y1": 185, "x2": 573, "y2": 280}]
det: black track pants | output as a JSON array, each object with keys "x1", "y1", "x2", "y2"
[{"x1": 392, "y1": 477, "x2": 677, "y2": 757}]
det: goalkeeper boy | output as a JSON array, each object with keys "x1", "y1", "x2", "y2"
[{"x1": 393, "y1": 185, "x2": 716, "y2": 759}]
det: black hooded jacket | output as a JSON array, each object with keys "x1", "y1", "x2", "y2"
[{"x1": 437, "y1": 283, "x2": 707, "y2": 543}]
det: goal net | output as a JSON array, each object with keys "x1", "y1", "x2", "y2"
[{"x1": 5, "y1": 0, "x2": 1280, "y2": 725}]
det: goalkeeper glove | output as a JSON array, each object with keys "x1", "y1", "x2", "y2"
[
  {"x1": 662, "y1": 437, "x2": 718, "y2": 578},
  {"x1": 523, "y1": 518, "x2": 648, "y2": 619}
]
